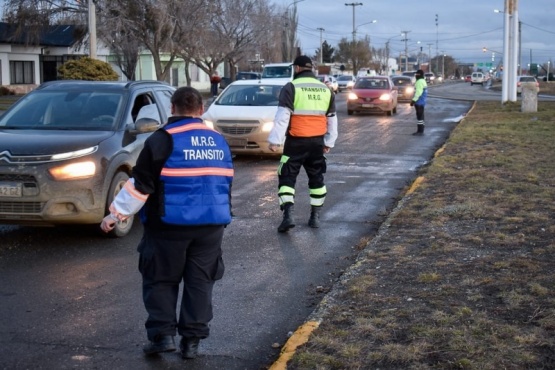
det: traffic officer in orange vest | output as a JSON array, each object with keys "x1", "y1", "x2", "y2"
[{"x1": 268, "y1": 55, "x2": 338, "y2": 232}]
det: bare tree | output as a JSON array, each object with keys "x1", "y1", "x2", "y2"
[
  {"x1": 176, "y1": 0, "x2": 276, "y2": 81},
  {"x1": 334, "y1": 36, "x2": 372, "y2": 75}
]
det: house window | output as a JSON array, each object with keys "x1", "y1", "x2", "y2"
[
  {"x1": 171, "y1": 68, "x2": 178, "y2": 87},
  {"x1": 10, "y1": 61, "x2": 35, "y2": 84}
]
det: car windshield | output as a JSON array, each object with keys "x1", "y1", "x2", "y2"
[
  {"x1": 0, "y1": 90, "x2": 124, "y2": 130},
  {"x1": 520, "y1": 77, "x2": 535, "y2": 82},
  {"x1": 261, "y1": 66, "x2": 292, "y2": 79},
  {"x1": 216, "y1": 84, "x2": 282, "y2": 106},
  {"x1": 392, "y1": 78, "x2": 411, "y2": 86},
  {"x1": 337, "y1": 76, "x2": 353, "y2": 81},
  {"x1": 354, "y1": 79, "x2": 389, "y2": 89}
]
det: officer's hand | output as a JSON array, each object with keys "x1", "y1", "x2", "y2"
[
  {"x1": 100, "y1": 215, "x2": 117, "y2": 233},
  {"x1": 323, "y1": 146, "x2": 331, "y2": 154},
  {"x1": 269, "y1": 144, "x2": 281, "y2": 152},
  {"x1": 410, "y1": 100, "x2": 415, "y2": 107}
]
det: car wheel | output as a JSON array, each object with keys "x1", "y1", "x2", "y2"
[
  {"x1": 105, "y1": 172, "x2": 134, "y2": 238},
  {"x1": 347, "y1": 110, "x2": 354, "y2": 115},
  {"x1": 387, "y1": 109, "x2": 392, "y2": 116},
  {"x1": 393, "y1": 106, "x2": 397, "y2": 114}
]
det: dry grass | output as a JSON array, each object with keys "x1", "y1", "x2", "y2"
[{"x1": 288, "y1": 101, "x2": 555, "y2": 369}]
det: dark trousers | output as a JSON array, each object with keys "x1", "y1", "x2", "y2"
[
  {"x1": 210, "y1": 82, "x2": 219, "y2": 96},
  {"x1": 415, "y1": 104, "x2": 425, "y2": 122},
  {"x1": 278, "y1": 136, "x2": 327, "y2": 207},
  {"x1": 138, "y1": 225, "x2": 225, "y2": 341}
]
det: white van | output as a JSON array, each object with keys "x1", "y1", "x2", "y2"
[
  {"x1": 471, "y1": 72, "x2": 485, "y2": 86},
  {"x1": 261, "y1": 63, "x2": 294, "y2": 81}
]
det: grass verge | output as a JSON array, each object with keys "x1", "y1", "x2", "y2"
[{"x1": 288, "y1": 101, "x2": 555, "y2": 369}]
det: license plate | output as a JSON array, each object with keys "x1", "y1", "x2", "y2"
[
  {"x1": 0, "y1": 182, "x2": 22, "y2": 197},
  {"x1": 227, "y1": 138, "x2": 248, "y2": 147},
  {"x1": 362, "y1": 104, "x2": 374, "y2": 108}
]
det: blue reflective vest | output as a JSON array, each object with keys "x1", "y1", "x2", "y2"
[{"x1": 149, "y1": 117, "x2": 233, "y2": 226}]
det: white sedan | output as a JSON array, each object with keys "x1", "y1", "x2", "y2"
[{"x1": 203, "y1": 79, "x2": 287, "y2": 155}]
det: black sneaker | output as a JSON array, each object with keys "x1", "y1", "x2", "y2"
[
  {"x1": 180, "y1": 337, "x2": 200, "y2": 359},
  {"x1": 142, "y1": 335, "x2": 176, "y2": 355}
]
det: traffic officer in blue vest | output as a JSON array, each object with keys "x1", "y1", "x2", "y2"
[
  {"x1": 268, "y1": 55, "x2": 338, "y2": 232},
  {"x1": 100, "y1": 87, "x2": 234, "y2": 360}
]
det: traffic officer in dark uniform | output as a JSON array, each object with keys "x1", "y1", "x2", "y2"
[
  {"x1": 268, "y1": 55, "x2": 338, "y2": 232},
  {"x1": 100, "y1": 87, "x2": 234, "y2": 360}
]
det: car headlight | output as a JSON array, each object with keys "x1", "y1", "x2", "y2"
[
  {"x1": 379, "y1": 93, "x2": 392, "y2": 101},
  {"x1": 261, "y1": 121, "x2": 274, "y2": 132},
  {"x1": 406, "y1": 87, "x2": 415, "y2": 94},
  {"x1": 347, "y1": 92, "x2": 358, "y2": 100},
  {"x1": 347, "y1": 81, "x2": 355, "y2": 87},
  {"x1": 49, "y1": 161, "x2": 96, "y2": 180},
  {"x1": 204, "y1": 120, "x2": 214, "y2": 129}
]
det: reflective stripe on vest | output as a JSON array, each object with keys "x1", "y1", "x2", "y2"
[{"x1": 290, "y1": 77, "x2": 331, "y2": 137}]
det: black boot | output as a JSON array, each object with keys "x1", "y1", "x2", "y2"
[
  {"x1": 278, "y1": 203, "x2": 295, "y2": 232},
  {"x1": 412, "y1": 123, "x2": 424, "y2": 135},
  {"x1": 180, "y1": 337, "x2": 200, "y2": 359},
  {"x1": 143, "y1": 335, "x2": 176, "y2": 355},
  {"x1": 308, "y1": 206, "x2": 321, "y2": 228}
]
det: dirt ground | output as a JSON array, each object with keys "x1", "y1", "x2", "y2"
[{"x1": 286, "y1": 100, "x2": 555, "y2": 369}]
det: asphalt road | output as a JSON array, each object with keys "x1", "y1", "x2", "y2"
[{"x1": 1, "y1": 83, "x2": 477, "y2": 369}]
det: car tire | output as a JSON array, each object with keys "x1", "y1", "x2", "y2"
[
  {"x1": 393, "y1": 106, "x2": 397, "y2": 114},
  {"x1": 105, "y1": 172, "x2": 135, "y2": 238},
  {"x1": 387, "y1": 110, "x2": 392, "y2": 116},
  {"x1": 347, "y1": 110, "x2": 354, "y2": 115}
]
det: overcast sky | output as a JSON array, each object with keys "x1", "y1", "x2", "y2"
[{"x1": 275, "y1": 0, "x2": 555, "y2": 67}]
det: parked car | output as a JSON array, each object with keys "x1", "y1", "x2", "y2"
[
  {"x1": 424, "y1": 72, "x2": 435, "y2": 84},
  {"x1": 471, "y1": 72, "x2": 485, "y2": 86},
  {"x1": 391, "y1": 75, "x2": 415, "y2": 103},
  {"x1": 336, "y1": 74, "x2": 356, "y2": 91},
  {"x1": 465, "y1": 75, "x2": 472, "y2": 82},
  {"x1": 347, "y1": 76, "x2": 398, "y2": 116},
  {"x1": 317, "y1": 74, "x2": 338, "y2": 93},
  {"x1": 202, "y1": 79, "x2": 287, "y2": 155},
  {"x1": 516, "y1": 76, "x2": 539, "y2": 94},
  {"x1": 0, "y1": 80, "x2": 175, "y2": 237}
]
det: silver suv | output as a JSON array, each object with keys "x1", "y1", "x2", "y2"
[{"x1": 0, "y1": 80, "x2": 175, "y2": 237}]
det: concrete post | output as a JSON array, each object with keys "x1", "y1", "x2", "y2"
[{"x1": 521, "y1": 82, "x2": 538, "y2": 112}]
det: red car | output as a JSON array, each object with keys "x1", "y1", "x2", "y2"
[
  {"x1": 465, "y1": 75, "x2": 472, "y2": 82},
  {"x1": 347, "y1": 76, "x2": 398, "y2": 116}
]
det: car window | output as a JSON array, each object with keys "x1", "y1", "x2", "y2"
[
  {"x1": 216, "y1": 84, "x2": 282, "y2": 106},
  {"x1": 0, "y1": 91, "x2": 123, "y2": 130},
  {"x1": 337, "y1": 76, "x2": 353, "y2": 81},
  {"x1": 355, "y1": 79, "x2": 388, "y2": 89},
  {"x1": 261, "y1": 66, "x2": 292, "y2": 79},
  {"x1": 392, "y1": 78, "x2": 410, "y2": 86},
  {"x1": 136, "y1": 104, "x2": 161, "y2": 123}
]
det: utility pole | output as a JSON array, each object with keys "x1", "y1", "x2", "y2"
[
  {"x1": 435, "y1": 14, "x2": 439, "y2": 74},
  {"x1": 427, "y1": 43, "x2": 433, "y2": 67},
  {"x1": 317, "y1": 27, "x2": 325, "y2": 64},
  {"x1": 401, "y1": 30, "x2": 410, "y2": 71},
  {"x1": 345, "y1": 2, "x2": 363, "y2": 74},
  {"x1": 88, "y1": 0, "x2": 97, "y2": 59},
  {"x1": 345, "y1": 3, "x2": 363, "y2": 43}
]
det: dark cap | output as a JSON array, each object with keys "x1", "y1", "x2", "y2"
[
  {"x1": 415, "y1": 69, "x2": 425, "y2": 77},
  {"x1": 293, "y1": 55, "x2": 313, "y2": 68}
]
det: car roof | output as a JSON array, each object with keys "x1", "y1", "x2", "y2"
[
  {"x1": 36, "y1": 80, "x2": 172, "y2": 91},
  {"x1": 263, "y1": 63, "x2": 293, "y2": 67},
  {"x1": 391, "y1": 75, "x2": 411, "y2": 80},
  {"x1": 226, "y1": 79, "x2": 288, "y2": 87}
]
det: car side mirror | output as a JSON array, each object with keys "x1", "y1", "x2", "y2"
[{"x1": 130, "y1": 117, "x2": 160, "y2": 134}]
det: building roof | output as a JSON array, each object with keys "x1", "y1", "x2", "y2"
[{"x1": 0, "y1": 22, "x2": 85, "y2": 47}]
